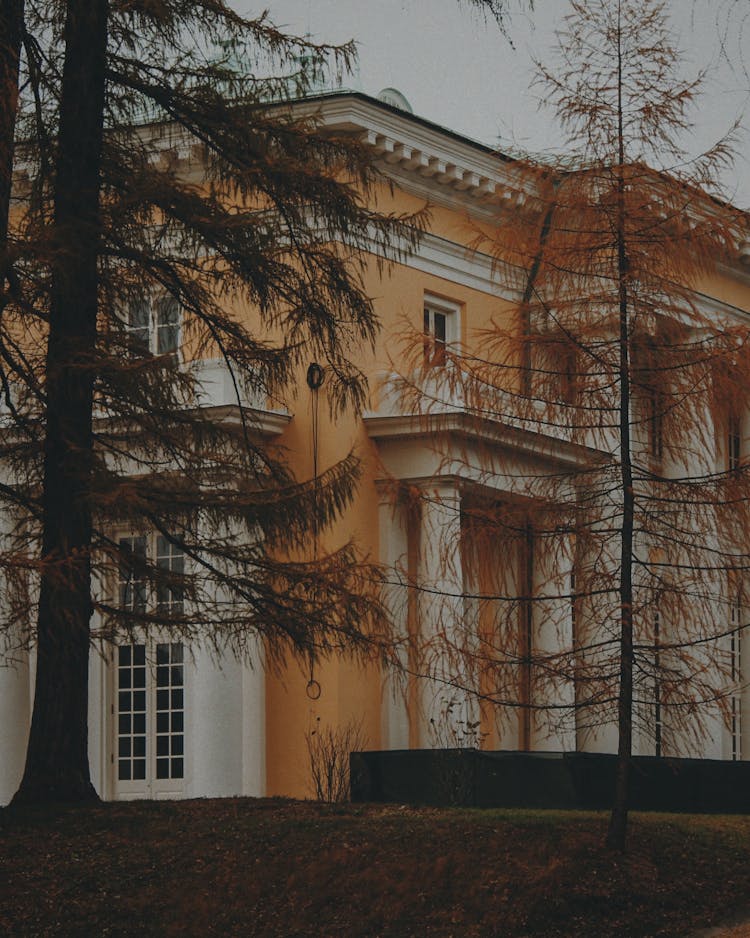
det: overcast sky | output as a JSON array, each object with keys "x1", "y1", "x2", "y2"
[{"x1": 237, "y1": 0, "x2": 750, "y2": 208}]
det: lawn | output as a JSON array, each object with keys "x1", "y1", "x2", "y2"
[{"x1": 1, "y1": 799, "x2": 749, "y2": 936}]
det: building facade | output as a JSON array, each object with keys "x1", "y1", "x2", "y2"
[{"x1": 2, "y1": 92, "x2": 750, "y2": 804}]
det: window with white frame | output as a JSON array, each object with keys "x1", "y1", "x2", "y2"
[
  {"x1": 115, "y1": 640, "x2": 185, "y2": 791},
  {"x1": 118, "y1": 533, "x2": 184, "y2": 615},
  {"x1": 127, "y1": 294, "x2": 180, "y2": 356},
  {"x1": 114, "y1": 532, "x2": 186, "y2": 797},
  {"x1": 423, "y1": 296, "x2": 459, "y2": 368}
]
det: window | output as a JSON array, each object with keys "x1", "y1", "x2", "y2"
[
  {"x1": 646, "y1": 386, "x2": 664, "y2": 461},
  {"x1": 728, "y1": 412, "x2": 741, "y2": 472},
  {"x1": 118, "y1": 533, "x2": 183, "y2": 615},
  {"x1": 127, "y1": 294, "x2": 180, "y2": 356},
  {"x1": 113, "y1": 532, "x2": 186, "y2": 797},
  {"x1": 115, "y1": 641, "x2": 185, "y2": 791},
  {"x1": 423, "y1": 297, "x2": 458, "y2": 368}
]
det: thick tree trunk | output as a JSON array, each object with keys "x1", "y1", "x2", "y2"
[
  {"x1": 0, "y1": 0, "x2": 24, "y2": 256},
  {"x1": 14, "y1": 0, "x2": 109, "y2": 804}
]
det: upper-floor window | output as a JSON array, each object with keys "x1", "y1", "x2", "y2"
[
  {"x1": 728, "y1": 412, "x2": 741, "y2": 472},
  {"x1": 128, "y1": 295, "x2": 180, "y2": 356},
  {"x1": 423, "y1": 296, "x2": 459, "y2": 369},
  {"x1": 118, "y1": 532, "x2": 184, "y2": 616},
  {"x1": 646, "y1": 385, "x2": 664, "y2": 461}
]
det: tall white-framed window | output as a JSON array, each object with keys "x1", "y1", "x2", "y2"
[
  {"x1": 119, "y1": 533, "x2": 184, "y2": 614},
  {"x1": 115, "y1": 640, "x2": 185, "y2": 795},
  {"x1": 127, "y1": 294, "x2": 180, "y2": 357},
  {"x1": 423, "y1": 295, "x2": 459, "y2": 369},
  {"x1": 112, "y1": 532, "x2": 186, "y2": 798}
]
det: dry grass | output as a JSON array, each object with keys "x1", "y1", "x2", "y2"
[{"x1": 2, "y1": 799, "x2": 749, "y2": 936}]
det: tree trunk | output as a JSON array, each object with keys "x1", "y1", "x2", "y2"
[
  {"x1": 606, "y1": 2, "x2": 634, "y2": 851},
  {"x1": 0, "y1": 0, "x2": 24, "y2": 255},
  {"x1": 606, "y1": 202, "x2": 635, "y2": 851},
  {"x1": 14, "y1": 0, "x2": 109, "y2": 804}
]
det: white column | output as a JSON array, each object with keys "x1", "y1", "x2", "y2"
[
  {"x1": 378, "y1": 488, "x2": 410, "y2": 750},
  {"x1": 184, "y1": 512, "x2": 262, "y2": 798},
  {"x1": 491, "y1": 532, "x2": 523, "y2": 751},
  {"x1": 418, "y1": 481, "x2": 476, "y2": 747},
  {"x1": 574, "y1": 493, "x2": 619, "y2": 754},
  {"x1": 0, "y1": 636, "x2": 30, "y2": 805},
  {"x1": 0, "y1": 505, "x2": 31, "y2": 804},
  {"x1": 188, "y1": 642, "x2": 244, "y2": 797},
  {"x1": 87, "y1": 631, "x2": 108, "y2": 798},
  {"x1": 242, "y1": 636, "x2": 266, "y2": 796}
]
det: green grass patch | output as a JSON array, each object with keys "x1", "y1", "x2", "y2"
[{"x1": 1, "y1": 799, "x2": 748, "y2": 936}]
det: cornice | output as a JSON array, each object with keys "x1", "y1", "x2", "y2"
[
  {"x1": 397, "y1": 229, "x2": 523, "y2": 301},
  {"x1": 362, "y1": 408, "x2": 604, "y2": 471},
  {"x1": 716, "y1": 260, "x2": 750, "y2": 292},
  {"x1": 304, "y1": 93, "x2": 542, "y2": 220},
  {"x1": 692, "y1": 285, "x2": 750, "y2": 322}
]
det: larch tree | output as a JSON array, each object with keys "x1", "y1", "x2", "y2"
[
  {"x1": 392, "y1": 0, "x2": 749, "y2": 850},
  {"x1": 1, "y1": 0, "x2": 422, "y2": 803},
  {"x1": 0, "y1": 0, "x2": 23, "y2": 301}
]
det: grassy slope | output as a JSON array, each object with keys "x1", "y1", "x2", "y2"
[{"x1": 1, "y1": 799, "x2": 749, "y2": 937}]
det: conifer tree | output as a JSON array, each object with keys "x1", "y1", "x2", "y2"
[
  {"x1": 394, "y1": 0, "x2": 749, "y2": 850},
  {"x1": 2, "y1": 0, "x2": 420, "y2": 803}
]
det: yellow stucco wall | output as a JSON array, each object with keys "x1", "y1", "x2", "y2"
[{"x1": 261, "y1": 188, "x2": 520, "y2": 796}]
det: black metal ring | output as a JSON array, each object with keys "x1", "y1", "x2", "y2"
[
  {"x1": 306, "y1": 362, "x2": 324, "y2": 390},
  {"x1": 306, "y1": 679, "x2": 322, "y2": 700}
]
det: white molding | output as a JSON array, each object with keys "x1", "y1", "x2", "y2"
[
  {"x1": 692, "y1": 288, "x2": 750, "y2": 322},
  {"x1": 363, "y1": 408, "x2": 602, "y2": 471},
  {"x1": 716, "y1": 261, "x2": 750, "y2": 291},
  {"x1": 403, "y1": 231, "x2": 521, "y2": 300}
]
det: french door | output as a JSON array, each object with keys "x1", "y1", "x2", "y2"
[{"x1": 113, "y1": 640, "x2": 185, "y2": 798}]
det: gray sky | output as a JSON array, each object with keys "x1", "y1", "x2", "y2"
[{"x1": 237, "y1": 1, "x2": 750, "y2": 207}]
